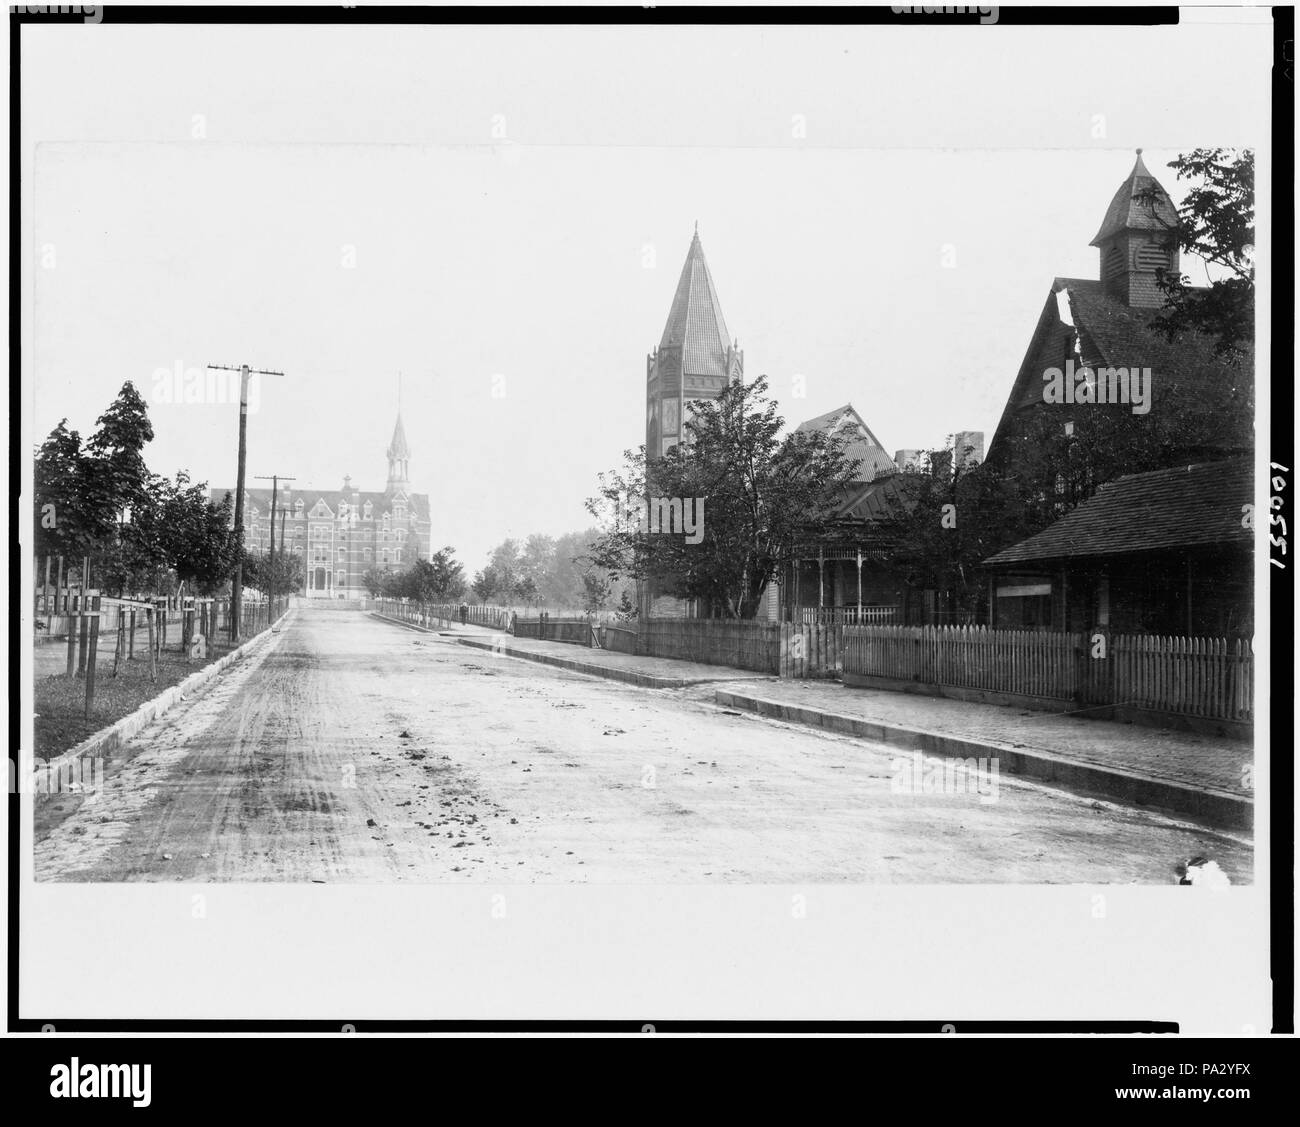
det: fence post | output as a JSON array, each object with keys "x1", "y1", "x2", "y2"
[
  {"x1": 113, "y1": 607, "x2": 124, "y2": 677},
  {"x1": 84, "y1": 608, "x2": 100, "y2": 719},
  {"x1": 77, "y1": 598, "x2": 90, "y2": 676},
  {"x1": 66, "y1": 599, "x2": 78, "y2": 679}
]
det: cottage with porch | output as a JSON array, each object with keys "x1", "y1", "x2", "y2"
[{"x1": 984, "y1": 458, "x2": 1253, "y2": 637}]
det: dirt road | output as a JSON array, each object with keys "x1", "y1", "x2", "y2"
[{"x1": 34, "y1": 604, "x2": 1252, "y2": 883}]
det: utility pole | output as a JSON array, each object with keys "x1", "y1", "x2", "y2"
[
  {"x1": 255, "y1": 474, "x2": 295, "y2": 624},
  {"x1": 209, "y1": 363, "x2": 284, "y2": 643}
]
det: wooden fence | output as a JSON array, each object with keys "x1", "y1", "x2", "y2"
[
  {"x1": 845, "y1": 625, "x2": 1078, "y2": 700},
  {"x1": 792, "y1": 605, "x2": 898, "y2": 626},
  {"x1": 843, "y1": 625, "x2": 1253, "y2": 724},
  {"x1": 1104, "y1": 634, "x2": 1254, "y2": 722},
  {"x1": 381, "y1": 602, "x2": 515, "y2": 631},
  {"x1": 616, "y1": 619, "x2": 844, "y2": 678},
  {"x1": 512, "y1": 613, "x2": 594, "y2": 645}
]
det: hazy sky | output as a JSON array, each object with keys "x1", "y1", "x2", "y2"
[{"x1": 22, "y1": 15, "x2": 1272, "y2": 568}]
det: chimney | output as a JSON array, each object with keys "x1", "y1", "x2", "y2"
[{"x1": 894, "y1": 449, "x2": 923, "y2": 472}]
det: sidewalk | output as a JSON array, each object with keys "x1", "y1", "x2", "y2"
[
  {"x1": 381, "y1": 615, "x2": 759, "y2": 689},
  {"x1": 709, "y1": 680, "x2": 1252, "y2": 830},
  {"x1": 367, "y1": 614, "x2": 1253, "y2": 830}
]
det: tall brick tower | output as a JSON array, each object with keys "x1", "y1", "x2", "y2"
[
  {"x1": 646, "y1": 227, "x2": 743, "y2": 460},
  {"x1": 1089, "y1": 149, "x2": 1182, "y2": 309}
]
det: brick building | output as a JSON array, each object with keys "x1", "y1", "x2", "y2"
[{"x1": 213, "y1": 410, "x2": 432, "y2": 598}]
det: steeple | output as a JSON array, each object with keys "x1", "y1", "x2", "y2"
[
  {"x1": 1089, "y1": 149, "x2": 1181, "y2": 308},
  {"x1": 386, "y1": 409, "x2": 410, "y2": 491},
  {"x1": 658, "y1": 227, "x2": 734, "y2": 379},
  {"x1": 645, "y1": 227, "x2": 743, "y2": 460}
]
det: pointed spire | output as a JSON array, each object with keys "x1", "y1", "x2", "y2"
[
  {"x1": 1090, "y1": 149, "x2": 1179, "y2": 246},
  {"x1": 386, "y1": 374, "x2": 411, "y2": 490},
  {"x1": 659, "y1": 228, "x2": 733, "y2": 378},
  {"x1": 387, "y1": 411, "x2": 410, "y2": 462}
]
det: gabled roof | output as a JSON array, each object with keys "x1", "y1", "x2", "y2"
[
  {"x1": 984, "y1": 458, "x2": 1252, "y2": 566},
  {"x1": 659, "y1": 230, "x2": 734, "y2": 379},
  {"x1": 988, "y1": 277, "x2": 1254, "y2": 456},
  {"x1": 1090, "y1": 151, "x2": 1180, "y2": 246},
  {"x1": 795, "y1": 404, "x2": 896, "y2": 483},
  {"x1": 211, "y1": 487, "x2": 431, "y2": 522},
  {"x1": 837, "y1": 474, "x2": 910, "y2": 522}
]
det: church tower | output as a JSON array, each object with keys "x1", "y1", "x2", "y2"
[
  {"x1": 646, "y1": 227, "x2": 743, "y2": 460},
  {"x1": 386, "y1": 409, "x2": 410, "y2": 493},
  {"x1": 1089, "y1": 149, "x2": 1181, "y2": 309}
]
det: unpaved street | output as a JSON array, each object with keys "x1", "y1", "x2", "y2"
[{"x1": 35, "y1": 604, "x2": 1252, "y2": 883}]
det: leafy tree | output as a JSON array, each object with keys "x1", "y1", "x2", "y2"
[
  {"x1": 398, "y1": 548, "x2": 466, "y2": 602},
  {"x1": 614, "y1": 588, "x2": 637, "y2": 622},
  {"x1": 580, "y1": 570, "x2": 611, "y2": 614},
  {"x1": 242, "y1": 548, "x2": 304, "y2": 598},
  {"x1": 514, "y1": 575, "x2": 540, "y2": 608},
  {"x1": 1139, "y1": 148, "x2": 1254, "y2": 363},
  {"x1": 81, "y1": 381, "x2": 156, "y2": 545},
  {"x1": 471, "y1": 563, "x2": 509, "y2": 603},
  {"x1": 587, "y1": 375, "x2": 852, "y2": 618},
  {"x1": 516, "y1": 534, "x2": 552, "y2": 589},
  {"x1": 362, "y1": 566, "x2": 392, "y2": 598},
  {"x1": 160, "y1": 475, "x2": 240, "y2": 593},
  {"x1": 33, "y1": 420, "x2": 94, "y2": 560}
]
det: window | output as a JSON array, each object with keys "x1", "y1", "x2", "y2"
[
  {"x1": 364, "y1": 502, "x2": 373, "y2": 520},
  {"x1": 338, "y1": 548, "x2": 346, "y2": 560},
  {"x1": 393, "y1": 504, "x2": 406, "y2": 519},
  {"x1": 395, "y1": 550, "x2": 402, "y2": 564},
  {"x1": 364, "y1": 548, "x2": 371, "y2": 560},
  {"x1": 1135, "y1": 241, "x2": 1169, "y2": 271},
  {"x1": 382, "y1": 551, "x2": 389, "y2": 563}
]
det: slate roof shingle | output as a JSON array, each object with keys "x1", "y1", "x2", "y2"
[
  {"x1": 1089, "y1": 151, "x2": 1181, "y2": 245},
  {"x1": 983, "y1": 458, "x2": 1253, "y2": 566},
  {"x1": 794, "y1": 404, "x2": 896, "y2": 483},
  {"x1": 659, "y1": 231, "x2": 733, "y2": 379},
  {"x1": 993, "y1": 277, "x2": 1254, "y2": 456}
]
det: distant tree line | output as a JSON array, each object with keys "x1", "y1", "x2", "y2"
[
  {"x1": 362, "y1": 547, "x2": 467, "y2": 603},
  {"x1": 468, "y1": 533, "x2": 635, "y2": 616}
]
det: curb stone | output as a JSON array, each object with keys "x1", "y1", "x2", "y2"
[
  {"x1": 455, "y1": 637, "x2": 705, "y2": 689},
  {"x1": 714, "y1": 689, "x2": 1253, "y2": 832},
  {"x1": 40, "y1": 607, "x2": 296, "y2": 778}
]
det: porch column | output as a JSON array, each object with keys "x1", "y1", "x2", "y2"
[
  {"x1": 818, "y1": 547, "x2": 824, "y2": 609},
  {"x1": 856, "y1": 551, "x2": 863, "y2": 621}
]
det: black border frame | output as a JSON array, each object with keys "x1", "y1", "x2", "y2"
[{"x1": 7, "y1": 3, "x2": 1292, "y2": 1038}]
